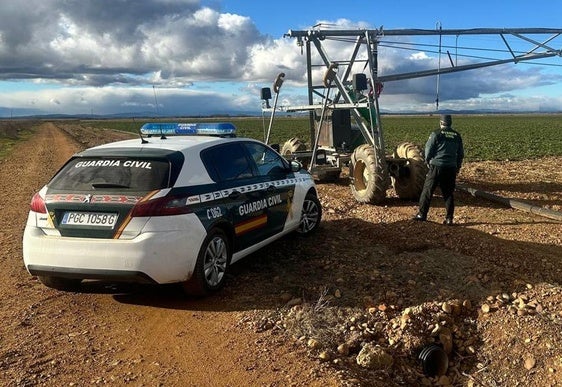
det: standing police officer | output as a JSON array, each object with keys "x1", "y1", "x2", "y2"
[{"x1": 413, "y1": 114, "x2": 464, "y2": 225}]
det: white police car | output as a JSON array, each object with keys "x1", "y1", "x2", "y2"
[{"x1": 23, "y1": 122, "x2": 321, "y2": 295}]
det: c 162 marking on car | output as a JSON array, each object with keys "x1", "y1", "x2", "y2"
[{"x1": 206, "y1": 207, "x2": 223, "y2": 220}]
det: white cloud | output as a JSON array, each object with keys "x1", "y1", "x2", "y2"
[
  {"x1": 410, "y1": 52, "x2": 430, "y2": 60},
  {"x1": 0, "y1": 1, "x2": 561, "y2": 116}
]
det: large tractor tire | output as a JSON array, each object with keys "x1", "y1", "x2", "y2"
[
  {"x1": 350, "y1": 144, "x2": 389, "y2": 204},
  {"x1": 280, "y1": 137, "x2": 307, "y2": 158},
  {"x1": 281, "y1": 137, "x2": 309, "y2": 169},
  {"x1": 391, "y1": 142, "x2": 428, "y2": 200}
]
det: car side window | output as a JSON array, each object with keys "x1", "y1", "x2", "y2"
[
  {"x1": 244, "y1": 142, "x2": 288, "y2": 177},
  {"x1": 201, "y1": 143, "x2": 254, "y2": 181}
]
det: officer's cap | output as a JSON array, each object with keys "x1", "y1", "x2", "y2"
[{"x1": 440, "y1": 114, "x2": 452, "y2": 126}]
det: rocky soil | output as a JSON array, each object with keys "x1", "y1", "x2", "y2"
[{"x1": 1, "y1": 121, "x2": 561, "y2": 386}]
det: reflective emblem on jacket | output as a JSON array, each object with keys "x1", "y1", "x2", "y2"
[{"x1": 425, "y1": 127, "x2": 464, "y2": 169}]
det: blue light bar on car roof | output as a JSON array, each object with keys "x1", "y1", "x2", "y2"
[{"x1": 140, "y1": 122, "x2": 236, "y2": 136}]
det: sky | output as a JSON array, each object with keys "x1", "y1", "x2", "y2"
[{"x1": 1, "y1": 0, "x2": 562, "y2": 117}]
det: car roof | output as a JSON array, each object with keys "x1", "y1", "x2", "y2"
[{"x1": 84, "y1": 135, "x2": 254, "y2": 154}]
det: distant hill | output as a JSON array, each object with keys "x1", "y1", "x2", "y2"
[{"x1": 1, "y1": 108, "x2": 561, "y2": 120}]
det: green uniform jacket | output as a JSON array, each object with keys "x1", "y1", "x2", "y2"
[{"x1": 424, "y1": 126, "x2": 464, "y2": 170}]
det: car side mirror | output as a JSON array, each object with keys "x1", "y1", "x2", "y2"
[{"x1": 290, "y1": 160, "x2": 303, "y2": 172}]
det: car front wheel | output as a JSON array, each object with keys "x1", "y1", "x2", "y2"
[
  {"x1": 297, "y1": 193, "x2": 322, "y2": 235},
  {"x1": 183, "y1": 228, "x2": 230, "y2": 296}
]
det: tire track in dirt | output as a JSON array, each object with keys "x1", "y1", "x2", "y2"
[
  {"x1": 0, "y1": 123, "x2": 340, "y2": 386},
  {"x1": 0, "y1": 122, "x2": 79, "y2": 283}
]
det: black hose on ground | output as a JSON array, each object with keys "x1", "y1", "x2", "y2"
[{"x1": 457, "y1": 183, "x2": 562, "y2": 222}]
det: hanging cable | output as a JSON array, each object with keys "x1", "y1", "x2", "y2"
[
  {"x1": 436, "y1": 21, "x2": 442, "y2": 112},
  {"x1": 455, "y1": 34, "x2": 459, "y2": 66}
]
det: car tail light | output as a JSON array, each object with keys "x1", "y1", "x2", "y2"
[
  {"x1": 30, "y1": 192, "x2": 47, "y2": 214},
  {"x1": 130, "y1": 195, "x2": 193, "y2": 217}
]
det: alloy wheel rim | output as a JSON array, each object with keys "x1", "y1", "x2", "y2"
[
  {"x1": 203, "y1": 236, "x2": 227, "y2": 286},
  {"x1": 298, "y1": 199, "x2": 319, "y2": 233}
]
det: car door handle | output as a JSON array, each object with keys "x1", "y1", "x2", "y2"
[
  {"x1": 228, "y1": 190, "x2": 241, "y2": 199},
  {"x1": 266, "y1": 185, "x2": 276, "y2": 192}
]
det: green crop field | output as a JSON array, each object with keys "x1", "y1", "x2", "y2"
[
  {"x1": 0, "y1": 120, "x2": 38, "y2": 159},
  {"x1": 83, "y1": 114, "x2": 562, "y2": 162},
  {"x1": 1, "y1": 115, "x2": 560, "y2": 162}
]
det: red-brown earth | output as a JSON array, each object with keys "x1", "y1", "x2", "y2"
[{"x1": 0, "y1": 121, "x2": 560, "y2": 386}]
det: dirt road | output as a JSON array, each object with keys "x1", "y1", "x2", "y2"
[
  {"x1": 2, "y1": 122, "x2": 562, "y2": 386},
  {"x1": 0, "y1": 123, "x2": 340, "y2": 386}
]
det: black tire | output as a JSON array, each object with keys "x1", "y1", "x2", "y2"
[
  {"x1": 391, "y1": 142, "x2": 428, "y2": 200},
  {"x1": 296, "y1": 192, "x2": 322, "y2": 235},
  {"x1": 38, "y1": 276, "x2": 82, "y2": 291},
  {"x1": 350, "y1": 144, "x2": 389, "y2": 204},
  {"x1": 183, "y1": 228, "x2": 230, "y2": 296},
  {"x1": 281, "y1": 137, "x2": 307, "y2": 167},
  {"x1": 281, "y1": 137, "x2": 309, "y2": 169}
]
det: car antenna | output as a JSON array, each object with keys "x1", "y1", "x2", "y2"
[
  {"x1": 134, "y1": 118, "x2": 148, "y2": 143},
  {"x1": 152, "y1": 85, "x2": 167, "y2": 139},
  {"x1": 138, "y1": 129, "x2": 148, "y2": 144}
]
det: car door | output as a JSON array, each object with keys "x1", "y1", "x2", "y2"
[
  {"x1": 242, "y1": 141, "x2": 296, "y2": 237},
  {"x1": 200, "y1": 142, "x2": 269, "y2": 252}
]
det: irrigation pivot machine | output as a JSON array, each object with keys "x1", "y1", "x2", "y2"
[{"x1": 260, "y1": 27, "x2": 562, "y2": 204}]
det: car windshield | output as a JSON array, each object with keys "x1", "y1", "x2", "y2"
[{"x1": 49, "y1": 157, "x2": 170, "y2": 191}]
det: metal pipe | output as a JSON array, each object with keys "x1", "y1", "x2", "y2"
[
  {"x1": 309, "y1": 64, "x2": 337, "y2": 173},
  {"x1": 265, "y1": 73, "x2": 285, "y2": 144},
  {"x1": 286, "y1": 28, "x2": 562, "y2": 39},
  {"x1": 457, "y1": 184, "x2": 562, "y2": 222}
]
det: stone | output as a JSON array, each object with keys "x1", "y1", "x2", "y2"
[
  {"x1": 356, "y1": 343, "x2": 393, "y2": 370},
  {"x1": 524, "y1": 356, "x2": 536, "y2": 370},
  {"x1": 307, "y1": 338, "x2": 320, "y2": 349},
  {"x1": 337, "y1": 343, "x2": 350, "y2": 356}
]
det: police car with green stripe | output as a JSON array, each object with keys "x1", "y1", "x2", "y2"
[{"x1": 23, "y1": 123, "x2": 321, "y2": 295}]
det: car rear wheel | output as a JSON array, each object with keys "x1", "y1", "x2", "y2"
[
  {"x1": 183, "y1": 228, "x2": 230, "y2": 296},
  {"x1": 297, "y1": 193, "x2": 322, "y2": 235},
  {"x1": 38, "y1": 276, "x2": 82, "y2": 291}
]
